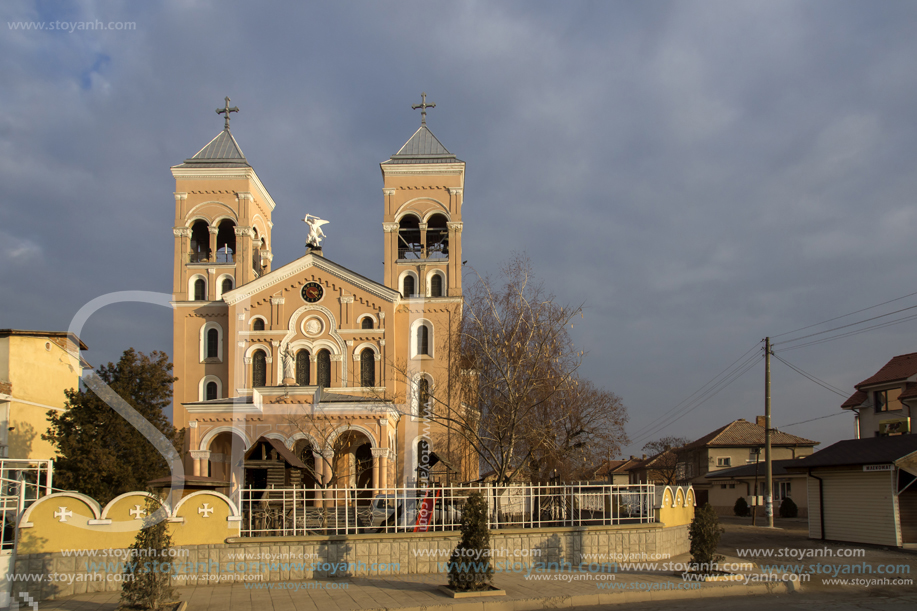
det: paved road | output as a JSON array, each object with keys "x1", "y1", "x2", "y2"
[{"x1": 572, "y1": 590, "x2": 917, "y2": 611}]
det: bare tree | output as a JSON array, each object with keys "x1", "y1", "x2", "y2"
[
  {"x1": 640, "y1": 436, "x2": 690, "y2": 485},
  {"x1": 524, "y1": 378, "x2": 629, "y2": 482},
  {"x1": 387, "y1": 255, "x2": 629, "y2": 485}
]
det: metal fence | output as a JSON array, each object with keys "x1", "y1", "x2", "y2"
[
  {"x1": 0, "y1": 460, "x2": 54, "y2": 552},
  {"x1": 239, "y1": 483, "x2": 655, "y2": 537}
]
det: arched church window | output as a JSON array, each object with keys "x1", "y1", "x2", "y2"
[
  {"x1": 418, "y1": 377, "x2": 431, "y2": 414},
  {"x1": 253, "y1": 318, "x2": 265, "y2": 331},
  {"x1": 417, "y1": 324, "x2": 430, "y2": 356},
  {"x1": 206, "y1": 329, "x2": 219, "y2": 359},
  {"x1": 317, "y1": 349, "x2": 331, "y2": 388},
  {"x1": 221, "y1": 278, "x2": 233, "y2": 296},
  {"x1": 194, "y1": 278, "x2": 206, "y2": 301},
  {"x1": 361, "y1": 317, "x2": 373, "y2": 330},
  {"x1": 430, "y1": 274, "x2": 443, "y2": 297},
  {"x1": 206, "y1": 381, "x2": 218, "y2": 401},
  {"x1": 296, "y1": 350, "x2": 310, "y2": 386},
  {"x1": 252, "y1": 350, "x2": 267, "y2": 387},
  {"x1": 360, "y1": 348, "x2": 375, "y2": 387},
  {"x1": 403, "y1": 275, "x2": 415, "y2": 298}
]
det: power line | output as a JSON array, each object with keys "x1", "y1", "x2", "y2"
[
  {"x1": 630, "y1": 351, "x2": 764, "y2": 446},
  {"x1": 627, "y1": 341, "x2": 762, "y2": 441},
  {"x1": 779, "y1": 412, "x2": 846, "y2": 428},
  {"x1": 771, "y1": 353, "x2": 849, "y2": 398},
  {"x1": 772, "y1": 289, "x2": 917, "y2": 339},
  {"x1": 773, "y1": 302, "x2": 917, "y2": 347},
  {"x1": 780, "y1": 311, "x2": 917, "y2": 352}
]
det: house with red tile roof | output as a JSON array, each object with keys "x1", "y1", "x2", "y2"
[
  {"x1": 841, "y1": 351, "x2": 917, "y2": 439},
  {"x1": 675, "y1": 417, "x2": 817, "y2": 513}
]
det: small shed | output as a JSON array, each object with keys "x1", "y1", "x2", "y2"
[
  {"x1": 787, "y1": 435, "x2": 917, "y2": 547},
  {"x1": 243, "y1": 436, "x2": 310, "y2": 491}
]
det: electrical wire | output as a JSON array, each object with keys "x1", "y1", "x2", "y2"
[
  {"x1": 779, "y1": 311, "x2": 917, "y2": 352},
  {"x1": 772, "y1": 289, "x2": 917, "y2": 339},
  {"x1": 771, "y1": 353, "x2": 849, "y2": 398},
  {"x1": 626, "y1": 341, "x2": 762, "y2": 441},
  {"x1": 629, "y1": 352, "x2": 764, "y2": 446},
  {"x1": 773, "y1": 302, "x2": 917, "y2": 347},
  {"x1": 778, "y1": 412, "x2": 846, "y2": 428}
]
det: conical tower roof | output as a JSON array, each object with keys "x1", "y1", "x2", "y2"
[
  {"x1": 383, "y1": 125, "x2": 461, "y2": 165},
  {"x1": 173, "y1": 129, "x2": 250, "y2": 168}
]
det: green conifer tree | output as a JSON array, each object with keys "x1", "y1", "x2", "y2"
[
  {"x1": 43, "y1": 349, "x2": 182, "y2": 505},
  {"x1": 688, "y1": 502, "x2": 725, "y2": 573},
  {"x1": 448, "y1": 492, "x2": 493, "y2": 591},
  {"x1": 121, "y1": 496, "x2": 176, "y2": 609}
]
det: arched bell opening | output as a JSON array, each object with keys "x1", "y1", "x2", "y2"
[
  {"x1": 189, "y1": 220, "x2": 211, "y2": 262},
  {"x1": 216, "y1": 219, "x2": 236, "y2": 263},
  {"x1": 426, "y1": 214, "x2": 449, "y2": 259},
  {"x1": 398, "y1": 214, "x2": 422, "y2": 259}
]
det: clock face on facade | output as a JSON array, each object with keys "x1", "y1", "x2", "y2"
[{"x1": 301, "y1": 282, "x2": 324, "y2": 303}]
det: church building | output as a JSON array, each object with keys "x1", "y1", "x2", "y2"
[{"x1": 169, "y1": 97, "x2": 474, "y2": 498}]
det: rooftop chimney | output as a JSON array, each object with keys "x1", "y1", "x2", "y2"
[{"x1": 756, "y1": 416, "x2": 766, "y2": 428}]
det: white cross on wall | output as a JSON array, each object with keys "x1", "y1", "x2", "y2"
[
  {"x1": 129, "y1": 504, "x2": 146, "y2": 520},
  {"x1": 198, "y1": 503, "x2": 214, "y2": 518},
  {"x1": 54, "y1": 507, "x2": 73, "y2": 522}
]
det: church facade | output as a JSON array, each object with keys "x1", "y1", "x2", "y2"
[{"x1": 169, "y1": 99, "x2": 474, "y2": 498}]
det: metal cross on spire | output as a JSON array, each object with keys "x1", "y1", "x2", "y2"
[
  {"x1": 412, "y1": 92, "x2": 436, "y2": 126},
  {"x1": 216, "y1": 96, "x2": 239, "y2": 130}
]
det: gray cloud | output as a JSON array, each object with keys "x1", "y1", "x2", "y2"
[{"x1": 3, "y1": 0, "x2": 917, "y2": 455}]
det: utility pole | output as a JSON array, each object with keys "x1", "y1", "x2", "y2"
[{"x1": 765, "y1": 337, "x2": 774, "y2": 528}]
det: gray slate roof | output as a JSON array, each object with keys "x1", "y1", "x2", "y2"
[
  {"x1": 174, "y1": 129, "x2": 250, "y2": 168},
  {"x1": 384, "y1": 125, "x2": 462, "y2": 164},
  {"x1": 786, "y1": 435, "x2": 917, "y2": 470}
]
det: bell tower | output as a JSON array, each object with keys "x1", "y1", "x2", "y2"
[
  {"x1": 169, "y1": 98, "x2": 277, "y2": 429},
  {"x1": 381, "y1": 93, "x2": 464, "y2": 299}
]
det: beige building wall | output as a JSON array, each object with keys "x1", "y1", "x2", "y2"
[
  {"x1": 0, "y1": 332, "x2": 84, "y2": 459},
  {"x1": 168, "y1": 118, "x2": 475, "y2": 486}
]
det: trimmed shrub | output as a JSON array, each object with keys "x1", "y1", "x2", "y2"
[
  {"x1": 121, "y1": 497, "x2": 176, "y2": 609},
  {"x1": 688, "y1": 502, "x2": 725, "y2": 573},
  {"x1": 448, "y1": 492, "x2": 494, "y2": 592},
  {"x1": 779, "y1": 496, "x2": 798, "y2": 518},
  {"x1": 733, "y1": 496, "x2": 750, "y2": 517}
]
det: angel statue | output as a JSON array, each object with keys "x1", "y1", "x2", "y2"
[{"x1": 304, "y1": 214, "x2": 329, "y2": 248}]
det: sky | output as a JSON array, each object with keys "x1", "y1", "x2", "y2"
[{"x1": 4, "y1": 0, "x2": 917, "y2": 459}]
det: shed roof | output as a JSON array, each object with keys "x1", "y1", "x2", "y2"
[{"x1": 786, "y1": 435, "x2": 917, "y2": 470}]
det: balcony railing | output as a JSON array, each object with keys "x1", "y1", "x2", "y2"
[
  {"x1": 187, "y1": 251, "x2": 234, "y2": 264},
  {"x1": 397, "y1": 246, "x2": 448, "y2": 261}
]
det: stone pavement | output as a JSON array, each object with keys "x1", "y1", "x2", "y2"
[
  {"x1": 34, "y1": 516, "x2": 917, "y2": 610},
  {"x1": 27, "y1": 552, "x2": 790, "y2": 611}
]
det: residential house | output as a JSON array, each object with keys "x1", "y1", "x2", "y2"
[
  {"x1": 0, "y1": 329, "x2": 88, "y2": 460},
  {"x1": 703, "y1": 458, "x2": 811, "y2": 518},
  {"x1": 676, "y1": 417, "x2": 818, "y2": 513},
  {"x1": 628, "y1": 450, "x2": 680, "y2": 486},
  {"x1": 841, "y1": 352, "x2": 917, "y2": 439},
  {"x1": 596, "y1": 457, "x2": 641, "y2": 485}
]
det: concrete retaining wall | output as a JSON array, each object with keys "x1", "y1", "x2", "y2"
[{"x1": 12, "y1": 523, "x2": 689, "y2": 601}]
